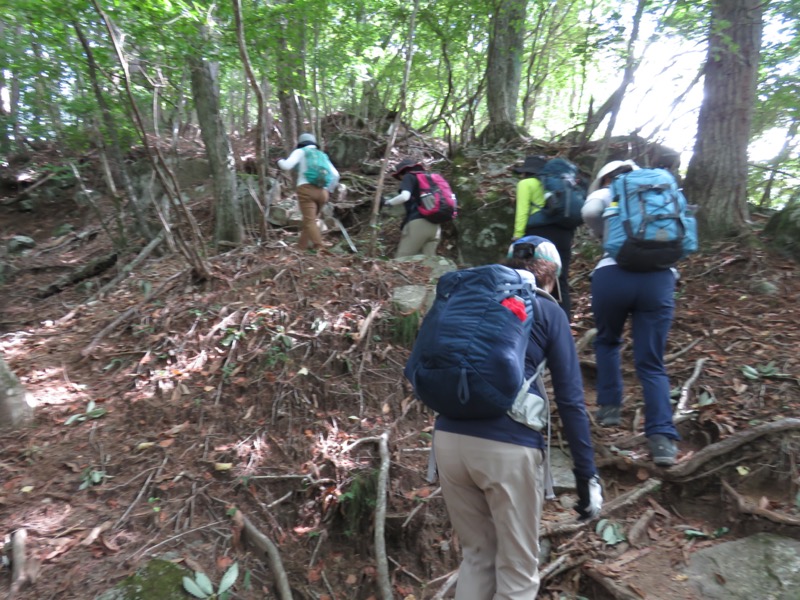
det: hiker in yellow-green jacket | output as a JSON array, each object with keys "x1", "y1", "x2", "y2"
[{"x1": 512, "y1": 155, "x2": 576, "y2": 320}]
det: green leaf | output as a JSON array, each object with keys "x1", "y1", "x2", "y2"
[
  {"x1": 86, "y1": 407, "x2": 108, "y2": 419},
  {"x1": 218, "y1": 562, "x2": 239, "y2": 594},
  {"x1": 696, "y1": 391, "x2": 715, "y2": 407},
  {"x1": 741, "y1": 365, "x2": 761, "y2": 380},
  {"x1": 194, "y1": 572, "x2": 214, "y2": 596},
  {"x1": 182, "y1": 576, "x2": 209, "y2": 599},
  {"x1": 599, "y1": 521, "x2": 626, "y2": 545},
  {"x1": 684, "y1": 529, "x2": 709, "y2": 538},
  {"x1": 64, "y1": 413, "x2": 84, "y2": 425}
]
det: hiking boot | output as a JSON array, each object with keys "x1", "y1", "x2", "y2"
[
  {"x1": 595, "y1": 405, "x2": 621, "y2": 427},
  {"x1": 648, "y1": 434, "x2": 678, "y2": 467}
]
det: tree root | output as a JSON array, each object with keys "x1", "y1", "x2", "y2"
[
  {"x1": 668, "y1": 418, "x2": 800, "y2": 480},
  {"x1": 721, "y1": 479, "x2": 800, "y2": 526},
  {"x1": 7, "y1": 528, "x2": 39, "y2": 600},
  {"x1": 233, "y1": 510, "x2": 294, "y2": 600},
  {"x1": 544, "y1": 479, "x2": 662, "y2": 537},
  {"x1": 583, "y1": 561, "x2": 642, "y2": 600}
]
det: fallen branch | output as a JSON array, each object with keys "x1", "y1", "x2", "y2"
[
  {"x1": 583, "y1": 561, "x2": 642, "y2": 600},
  {"x1": 234, "y1": 510, "x2": 294, "y2": 600},
  {"x1": 575, "y1": 328, "x2": 597, "y2": 354},
  {"x1": 721, "y1": 479, "x2": 800, "y2": 527},
  {"x1": 1, "y1": 172, "x2": 57, "y2": 205},
  {"x1": 92, "y1": 232, "x2": 166, "y2": 301},
  {"x1": 344, "y1": 432, "x2": 393, "y2": 600},
  {"x1": 668, "y1": 418, "x2": 800, "y2": 480},
  {"x1": 8, "y1": 528, "x2": 38, "y2": 600},
  {"x1": 402, "y1": 486, "x2": 441, "y2": 527},
  {"x1": 544, "y1": 479, "x2": 662, "y2": 536},
  {"x1": 664, "y1": 336, "x2": 703, "y2": 364},
  {"x1": 674, "y1": 357, "x2": 708, "y2": 417},
  {"x1": 81, "y1": 269, "x2": 186, "y2": 358},
  {"x1": 429, "y1": 569, "x2": 458, "y2": 600}
]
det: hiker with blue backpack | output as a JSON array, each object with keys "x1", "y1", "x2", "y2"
[
  {"x1": 405, "y1": 237, "x2": 602, "y2": 599},
  {"x1": 512, "y1": 156, "x2": 587, "y2": 321},
  {"x1": 277, "y1": 133, "x2": 340, "y2": 251},
  {"x1": 581, "y1": 160, "x2": 698, "y2": 467},
  {"x1": 383, "y1": 158, "x2": 457, "y2": 258}
]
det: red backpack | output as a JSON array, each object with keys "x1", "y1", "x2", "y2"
[{"x1": 415, "y1": 173, "x2": 458, "y2": 224}]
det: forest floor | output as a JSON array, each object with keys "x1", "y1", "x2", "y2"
[{"x1": 0, "y1": 145, "x2": 799, "y2": 600}]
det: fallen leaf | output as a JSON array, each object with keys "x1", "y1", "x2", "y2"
[{"x1": 158, "y1": 439, "x2": 174, "y2": 448}]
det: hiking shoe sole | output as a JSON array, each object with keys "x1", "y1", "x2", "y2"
[
  {"x1": 648, "y1": 434, "x2": 677, "y2": 467},
  {"x1": 595, "y1": 405, "x2": 622, "y2": 427}
]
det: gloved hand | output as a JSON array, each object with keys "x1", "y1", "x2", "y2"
[
  {"x1": 380, "y1": 196, "x2": 391, "y2": 209},
  {"x1": 574, "y1": 474, "x2": 603, "y2": 521}
]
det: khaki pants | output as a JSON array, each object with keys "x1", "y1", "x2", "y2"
[
  {"x1": 396, "y1": 218, "x2": 440, "y2": 258},
  {"x1": 296, "y1": 184, "x2": 328, "y2": 249},
  {"x1": 434, "y1": 431, "x2": 545, "y2": 600}
]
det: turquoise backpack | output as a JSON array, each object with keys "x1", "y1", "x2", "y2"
[{"x1": 302, "y1": 147, "x2": 334, "y2": 188}]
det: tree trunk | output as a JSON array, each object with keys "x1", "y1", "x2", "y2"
[
  {"x1": 683, "y1": 0, "x2": 763, "y2": 239},
  {"x1": 0, "y1": 357, "x2": 33, "y2": 429},
  {"x1": 73, "y1": 21, "x2": 154, "y2": 243},
  {"x1": 764, "y1": 197, "x2": 800, "y2": 260},
  {"x1": 478, "y1": 0, "x2": 528, "y2": 145},
  {"x1": 232, "y1": 0, "x2": 270, "y2": 242},
  {"x1": 188, "y1": 35, "x2": 243, "y2": 247}
]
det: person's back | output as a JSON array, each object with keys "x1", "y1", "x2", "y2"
[
  {"x1": 383, "y1": 158, "x2": 443, "y2": 258},
  {"x1": 412, "y1": 237, "x2": 602, "y2": 599},
  {"x1": 581, "y1": 160, "x2": 681, "y2": 466},
  {"x1": 276, "y1": 133, "x2": 339, "y2": 250}
]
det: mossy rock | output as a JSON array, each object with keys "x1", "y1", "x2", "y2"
[{"x1": 95, "y1": 558, "x2": 190, "y2": 600}]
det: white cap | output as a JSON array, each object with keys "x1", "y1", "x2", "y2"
[{"x1": 588, "y1": 160, "x2": 639, "y2": 194}]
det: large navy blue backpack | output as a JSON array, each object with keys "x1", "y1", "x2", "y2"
[
  {"x1": 404, "y1": 265, "x2": 538, "y2": 419},
  {"x1": 605, "y1": 168, "x2": 699, "y2": 271},
  {"x1": 528, "y1": 158, "x2": 587, "y2": 229}
]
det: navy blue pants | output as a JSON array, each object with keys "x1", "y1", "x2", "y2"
[{"x1": 591, "y1": 265, "x2": 678, "y2": 440}]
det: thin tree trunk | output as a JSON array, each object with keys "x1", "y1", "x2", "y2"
[
  {"x1": 758, "y1": 118, "x2": 798, "y2": 208},
  {"x1": 73, "y1": 20, "x2": 153, "y2": 243},
  {"x1": 188, "y1": 39, "x2": 243, "y2": 247},
  {"x1": 92, "y1": 0, "x2": 211, "y2": 279},
  {"x1": 367, "y1": 0, "x2": 419, "y2": 257},
  {"x1": 591, "y1": 0, "x2": 648, "y2": 173},
  {"x1": 232, "y1": 0, "x2": 270, "y2": 242}
]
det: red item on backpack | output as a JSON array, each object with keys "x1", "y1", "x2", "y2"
[{"x1": 501, "y1": 296, "x2": 527, "y2": 321}]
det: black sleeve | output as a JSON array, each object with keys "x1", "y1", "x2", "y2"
[{"x1": 400, "y1": 172, "x2": 419, "y2": 197}]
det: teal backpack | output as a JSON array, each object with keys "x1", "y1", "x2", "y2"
[{"x1": 302, "y1": 147, "x2": 334, "y2": 188}]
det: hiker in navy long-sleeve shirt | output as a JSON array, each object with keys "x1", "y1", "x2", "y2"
[{"x1": 433, "y1": 237, "x2": 601, "y2": 599}]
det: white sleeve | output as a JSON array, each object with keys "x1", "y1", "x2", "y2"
[
  {"x1": 277, "y1": 148, "x2": 305, "y2": 171},
  {"x1": 386, "y1": 190, "x2": 411, "y2": 206},
  {"x1": 581, "y1": 188, "x2": 612, "y2": 239}
]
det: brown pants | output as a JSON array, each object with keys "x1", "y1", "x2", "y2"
[{"x1": 296, "y1": 184, "x2": 329, "y2": 249}]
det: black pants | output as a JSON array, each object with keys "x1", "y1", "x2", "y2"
[{"x1": 525, "y1": 224, "x2": 574, "y2": 321}]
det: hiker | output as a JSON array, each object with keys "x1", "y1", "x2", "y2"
[
  {"x1": 511, "y1": 156, "x2": 583, "y2": 320},
  {"x1": 383, "y1": 158, "x2": 455, "y2": 258},
  {"x1": 431, "y1": 237, "x2": 602, "y2": 599},
  {"x1": 277, "y1": 133, "x2": 340, "y2": 250},
  {"x1": 581, "y1": 160, "x2": 681, "y2": 466}
]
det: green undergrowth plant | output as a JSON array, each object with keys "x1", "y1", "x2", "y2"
[
  {"x1": 389, "y1": 310, "x2": 420, "y2": 347},
  {"x1": 182, "y1": 562, "x2": 239, "y2": 599}
]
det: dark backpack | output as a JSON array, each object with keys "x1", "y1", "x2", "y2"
[
  {"x1": 404, "y1": 264, "x2": 540, "y2": 419},
  {"x1": 605, "y1": 168, "x2": 699, "y2": 271},
  {"x1": 528, "y1": 158, "x2": 587, "y2": 229},
  {"x1": 302, "y1": 147, "x2": 334, "y2": 188},
  {"x1": 415, "y1": 173, "x2": 457, "y2": 224}
]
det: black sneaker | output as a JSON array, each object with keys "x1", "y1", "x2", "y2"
[
  {"x1": 595, "y1": 405, "x2": 621, "y2": 426},
  {"x1": 648, "y1": 434, "x2": 677, "y2": 467}
]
